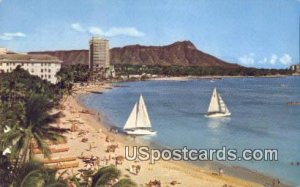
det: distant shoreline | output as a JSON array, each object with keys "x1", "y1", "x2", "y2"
[
  {"x1": 73, "y1": 81, "x2": 292, "y2": 187},
  {"x1": 148, "y1": 74, "x2": 296, "y2": 81}
]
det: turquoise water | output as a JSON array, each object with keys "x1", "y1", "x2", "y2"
[{"x1": 82, "y1": 77, "x2": 300, "y2": 186}]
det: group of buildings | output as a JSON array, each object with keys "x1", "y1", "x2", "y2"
[
  {"x1": 0, "y1": 36, "x2": 113, "y2": 83},
  {"x1": 290, "y1": 64, "x2": 300, "y2": 74}
]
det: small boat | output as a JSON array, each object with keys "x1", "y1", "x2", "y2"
[
  {"x1": 205, "y1": 88, "x2": 231, "y2": 118},
  {"x1": 287, "y1": 102, "x2": 300, "y2": 106},
  {"x1": 123, "y1": 95, "x2": 157, "y2": 136}
]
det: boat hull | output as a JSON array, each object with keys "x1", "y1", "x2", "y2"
[
  {"x1": 124, "y1": 129, "x2": 157, "y2": 136},
  {"x1": 205, "y1": 112, "x2": 231, "y2": 118}
]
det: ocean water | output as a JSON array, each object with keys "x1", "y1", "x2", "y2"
[{"x1": 82, "y1": 77, "x2": 300, "y2": 186}]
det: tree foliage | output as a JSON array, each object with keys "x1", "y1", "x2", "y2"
[
  {"x1": 13, "y1": 161, "x2": 67, "y2": 187},
  {"x1": 0, "y1": 66, "x2": 68, "y2": 185},
  {"x1": 92, "y1": 165, "x2": 136, "y2": 187},
  {"x1": 0, "y1": 65, "x2": 136, "y2": 187},
  {"x1": 114, "y1": 64, "x2": 292, "y2": 77}
]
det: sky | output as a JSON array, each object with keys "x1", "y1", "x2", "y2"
[{"x1": 0, "y1": 0, "x2": 299, "y2": 69}]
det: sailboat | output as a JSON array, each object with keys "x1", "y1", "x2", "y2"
[
  {"x1": 205, "y1": 88, "x2": 231, "y2": 118},
  {"x1": 123, "y1": 95, "x2": 157, "y2": 135}
]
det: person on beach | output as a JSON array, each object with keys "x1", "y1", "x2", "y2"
[
  {"x1": 130, "y1": 165, "x2": 135, "y2": 174},
  {"x1": 136, "y1": 165, "x2": 141, "y2": 175},
  {"x1": 219, "y1": 168, "x2": 224, "y2": 176},
  {"x1": 97, "y1": 112, "x2": 101, "y2": 121}
]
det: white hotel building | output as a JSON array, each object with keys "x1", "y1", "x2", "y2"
[{"x1": 0, "y1": 52, "x2": 62, "y2": 84}]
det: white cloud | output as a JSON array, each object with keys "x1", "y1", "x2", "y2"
[
  {"x1": 258, "y1": 57, "x2": 267, "y2": 64},
  {"x1": 88, "y1": 26, "x2": 144, "y2": 37},
  {"x1": 71, "y1": 23, "x2": 86, "y2": 33},
  {"x1": 88, "y1": 27, "x2": 104, "y2": 36},
  {"x1": 72, "y1": 23, "x2": 145, "y2": 38},
  {"x1": 240, "y1": 53, "x2": 293, "y2": 67},
  {"x1": 0, "y1": 32, "x2": 26, "y2": 40},
  {"x1": 238, "y1": 53, "x2": 255, "y2": 65},
  {"x1": 104, "y1": 27, "x2": 144, "y2": 37},
  {"x1": 279, "y1": 54, "x2": 292, "y2": 65},
  {"x1": 269, "y1": 54, "x2": 278, "y2": 65}
]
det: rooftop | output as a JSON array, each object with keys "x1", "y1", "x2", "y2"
[
  {"x1": 0, "y1": 54, "x2": 62, "y2": 63},
  {"x1": 90, "y1": 36, "x2": 108, "y2": 42}
]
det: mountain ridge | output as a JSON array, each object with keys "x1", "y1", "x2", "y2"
[{"x1": 29, "y1": 41, "x2": 241, "y2": 69}]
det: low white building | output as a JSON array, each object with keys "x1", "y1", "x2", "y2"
[{"x1": 0, "y1": 54, "x2": 62, "y2": 84}]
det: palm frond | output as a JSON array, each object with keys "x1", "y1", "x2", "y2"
[
  {"x1": 44, "y1": 181, "x2": 67, "y2": 187},
  {"x1": 33, "y1": 132, "x2": 51, "y2": 158},
  {"x1": 113, "y1": 178, "x2": 137, "y2": 187},
  {"x1": 19, "y1": 169, "x2": 44, "y2": 187},
  {"x1": 14, "y1": 161, "x2": 62, "y2": 187},
  {"x1": 92, "y1": 165, "x2": 121, "y2": 187}
]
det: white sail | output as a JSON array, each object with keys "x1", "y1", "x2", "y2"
[
  {"x1": 207, "y1": 88, "x2": 219, "y2": 113},
  {"x1": 218, "y1": 94, "x2": 229, "y2": 113},
  {"x1": 136, "y1": 95, "x2": 152, "y2": 129},
  {"x1": 206, "y1": 88, "x2": 231, "y2": 118},
  {"x1": 124, "y1": 103, "x2": 138, "y2": 130},
  {"x1": 124, "y1": 95, "x2": 152, "y2": 130}
]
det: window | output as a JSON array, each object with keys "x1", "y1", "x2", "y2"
[
  {"x1": 48, "y1": 69, "x2": 51, "y2": 73},
  {"x1": 48, "y1": 75, "x2": 51, "y2": 78},
  {"x1": 41, "y1": 75, "x2": 43, "y2": 78},
  {"x1": 31, "y1": 69, "x2": 34, "y2": 73},
  {"x1": 41, "y1": 69, "x2": 43, "y2": 73}
]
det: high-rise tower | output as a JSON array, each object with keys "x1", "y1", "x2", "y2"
[{"x1": 89, "y1": 36, "x2": 110, "y2": 71}]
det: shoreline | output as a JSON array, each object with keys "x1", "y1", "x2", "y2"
[
  {"x1": 71, "y1": 82, "x2": 291, "y2": 187},
  {"x1": 148, "y1": 74, "x2": 295, "y2": 81}
]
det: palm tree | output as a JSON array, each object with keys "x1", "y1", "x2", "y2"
[
  {"x1": 112, "y1": 179, "x2": 137, "y2": 187},
  {"x1": 91, "y1": 165, "x2": 136, "y2": 187},
  {"x1": 2, "y1": 94, "x2": 68, "y2": 165},
  {"x1": 0, "y1": 154, "x2": 13, "y2": 186},
  {"x1": 13, "y1": 161, "x2": 67, "y2": 187},
  {"x1": 56, "y1": 67, "x2": 74, "y2": 96}
]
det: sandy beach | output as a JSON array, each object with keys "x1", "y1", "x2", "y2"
[{"x1": 33, "y1": 82, "x2": 288, "y2": 187}]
